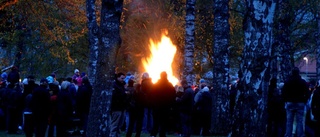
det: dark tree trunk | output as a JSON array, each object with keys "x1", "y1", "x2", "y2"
[
  {"x1": 231, "y1": 0, "x2": 276, "y2": 136},
  {"x1": 184, "y1": 0, "x2": 196, "y2": 85},
  {"x1": 212, "y1": 0, "x2": 231, "y2": 135},
  {"x1": 86, "y1": 0, "x2": 99, "y2": 85},
  {"x1": 86, "y1": 0, "x2": 123, "y2": 136},
  {"x1": 317, "y1": 12, "x2": 320, "y2": 80}
]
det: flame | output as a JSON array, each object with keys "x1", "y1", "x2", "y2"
[{"x1": 142, "y1": 31, "x2": 179, "y2": 85}]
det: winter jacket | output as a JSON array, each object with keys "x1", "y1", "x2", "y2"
[
  {"x1": 31, "y1": 85, "x2": 50, "y2": 121},
  {"x1": 110, "y1": 80, "x2": 127, "y2": 111},
  {"x1": 176, "y1": 86, "x2": 194, "y2": 114},
  {"x1": 282, "y1": 75, "x2": 308, "y2": 103},
  {"x1": 76, "y1": 83, "x2": 93, "y2": 114}
]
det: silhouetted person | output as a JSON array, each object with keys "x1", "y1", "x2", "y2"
[
  {"x1": 5, "y1": 83, "x2": 22, "y2": 134},
  {"x1": 267, "y1": 78, "x2": 285, "y2": 137},
  {"x1": 194, "y1": 86, "x2": 212, "y2": 136},
  {"x1": 150, "y1": 71, "x2": 176, "y2": 137},
  {"x1": 31, "y1": 78, "x2": 50, "y2": 137},
  {"x1": 176, "y1": 80, "x2": 194, "y2": 137},
  {"x1": 57, "y1": 81, "x2": 73, "y2": 137},
  {"x1": 126, "y1": 81, "x2": 145, "y2": 137},
  {"x1": 141, "y1": 72, "x2": 153, "y2": 133},
  {"x1": 110, "y1": 72, "x2": 127, "y2": 137},
  {"x1": 76, "y1": 76, "x2": 92, "y2": 136},
  {"x1": 7, "y1": 66, "x2": 20, "y2": 85},
  {"x1": 282, "y1": 67, "x2": 308, "y2": 137}
]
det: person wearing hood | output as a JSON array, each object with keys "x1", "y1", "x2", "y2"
[{"x1": 282, "y1": 67, "x2": 309, "y2": 137}]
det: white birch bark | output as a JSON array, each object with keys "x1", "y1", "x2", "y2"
[
  {"x1": 184, "y1": 0, "x2": 196, "y2": 85},
  {"x1": 231, "y1": 0, "x2": 276, "y2": 136},
  {"x1": 86, "y1": 0, "x2": 99, "y2": 85},
  {"x1": 212, "y1": 0, "x2": 231, "y2": 134}
]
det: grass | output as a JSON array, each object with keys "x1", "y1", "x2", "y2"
[{"x1": 0, "y1": 130, "x2": 225, "y2": 137}]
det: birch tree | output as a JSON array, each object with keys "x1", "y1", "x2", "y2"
[
  {"x1": 86, "y1": 0, "x2": 99, "y2": 85},
  {"x1": 211, "y1": 0, "x2": 231, "y2": 135},
  {"x1": 184, "y1": 0, "x2": 196, "y2": 85},
  {"x1": 231, "y1": 0, "x2": 276, "y2": 136},
  {"x1": 86, "y1": 0, "x2": 123, "y2": 136},
  {"x1": 317, "y1": 12, "x2": 320, "y2": 80}
]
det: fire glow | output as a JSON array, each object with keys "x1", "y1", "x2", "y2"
[{"x1": 142, "y1": 31, "x2": 179, "y2": 85}]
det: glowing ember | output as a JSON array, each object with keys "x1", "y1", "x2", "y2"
[{"x1": 142, "y1": 31, "x2": 179, "y2": 85}]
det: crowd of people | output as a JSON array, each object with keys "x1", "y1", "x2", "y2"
[
  {"x1": 0, "y1": 67, "x2": 213, "y2": 137},
  {"x1": 2, "y1": 66, "x2": 320, "y2": 137},
  {"x1": 0, "y1": 67, "x2": 92, "y2": 137},
  {"x1": 109, "y1": 71, "x2": 213, "y2": 137}
]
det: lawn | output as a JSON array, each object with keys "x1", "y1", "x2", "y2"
[{"x1": 0, "y1": 130, "x2": 225, "y2": 137}]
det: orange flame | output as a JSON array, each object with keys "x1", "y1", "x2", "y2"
[{"x1": 142, "y1": 31, "x2": 179, "y2": 85}]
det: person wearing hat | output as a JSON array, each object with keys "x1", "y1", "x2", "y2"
[{"x1": 73, "y1": 69, "x2": 82, "y2": 86}]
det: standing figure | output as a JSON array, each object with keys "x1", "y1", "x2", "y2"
[
  {"x1": 194, "y1": 86, "x2": 212, "y2": 136},
  {"x1": 31, "y1": 78, "x2": 51, "y2": 137},
  {"x1": 150, "y1": 71, "x2": 176, "y2": 137},
  {"x1": 141, "y1": 72, "x2": 153, "y2": 133},
  {"x1": 110, "y1": 72, "x2": 127, "y2": 137},
  {"x1": 5, "y1": 83, "x2": 23, "y2": 134},
  {"x1": 267, "y1": 78, "x2": 286, "y2": 137},
  {"x1": 282, "y1": 67, "x2": 308, "y2": 137},
  {"x1": 76, "y1": 76, "x2": 93, "y2": 136},
  {"x1": 126, "y1": 80, "x2": 145, "y2": 137},
  {"x1": 56, "y1": 81, "x2": 73, "y2": 137},
  {"x1": 176, "y1": 79, "x2": 194, "y2": 137},
  {"x1": 47, "y1": 82, "x2": 60, "y2": 137}
]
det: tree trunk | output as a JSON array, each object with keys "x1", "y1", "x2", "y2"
[
  {"x1": 86, "y1": 0, "x2": 123, "y2": 136},
  {"x1": 86, "y1": 0, "x2": 99, "y2": 85},
  {"x1": 231, "y1": 0, "x2": 276, "y2": 136},
  {"x1": 184, "y1": 0, "x2": 196, "y2": 85},
  {"x1": 275, "y1": 0, "x2": 294, "y2": 82},
  {"x1": 212, "y1": 0, "x2": 231, "y2": 135},
  {"x1": 317, "y1": 12, "x2": 320, "y2": 80}
]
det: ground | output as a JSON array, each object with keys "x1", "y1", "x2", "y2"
[{"x1": 0, "y1": 130, "x2": 215, "y2": 137}]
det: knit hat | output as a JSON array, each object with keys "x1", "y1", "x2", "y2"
[
  {"x1": 46, "y1": 76, "x2": 54, "y2": 84},
  {"x1": 202, "y1": 86, "x2": 210, "y2": 92},
  {"x1": 22, "y1": 78, "x2": 28, "y2": 85},
  {"x1": 199, "y1": 79, "x2": 206, "y2": 84},
  {"x1": 1, "y1": 72, "x2": 7, "y2": 80},
  {"x1": 74, "y1": 69, "x2": 80, "y2": 74}
]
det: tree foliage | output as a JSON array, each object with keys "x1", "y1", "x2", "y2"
[{"x1": 0, "y1": 0, "x2": 88, "y2": 78}]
